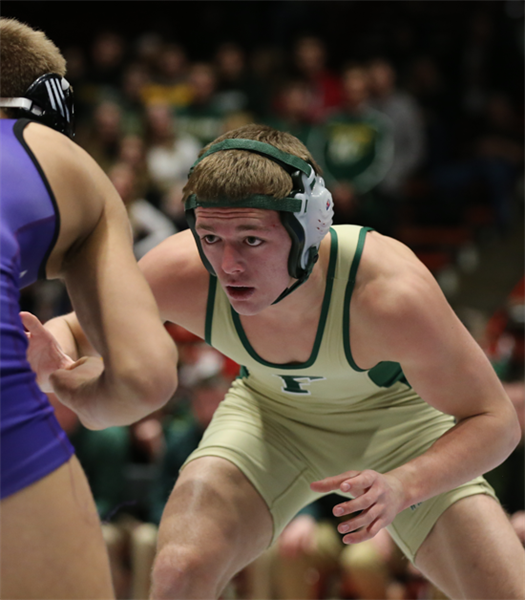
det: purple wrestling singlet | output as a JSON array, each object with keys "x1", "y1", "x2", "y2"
[{"x1": 0, "y1": 119, "x2": 74, "y2": 499}]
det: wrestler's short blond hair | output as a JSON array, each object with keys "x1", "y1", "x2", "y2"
[
  {"x1": 183, "y1": 124, "x2": 322, "y2": 203},
  {"x1": 0, "y1": 18, "x2": 66, "y2": 98}
]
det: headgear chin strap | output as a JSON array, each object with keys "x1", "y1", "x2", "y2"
[
  {"x1": 184, "y1": 139, "x2": 334, "y2": 304},
  {"x1": 0, "y1": 73, "x2": 74, "y2": 138}
]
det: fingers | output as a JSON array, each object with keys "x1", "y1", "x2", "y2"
[
  {"x1": 311, "y1": 469, "x2": 377, "y2": 495},
  {"x1": 333, "y1": 491, "x2": 375, "y2": 518},
  {"x1": 63, "y1": 356, "x2": 91, "y2": 370},
  {"x1": 310, "y1": 470, "x2": 361, "y2": 493},
  {"x1": 339, "y1": 512, "x2": 386, "y2": 545},
  {"x1": 312, "y1": 470, "x2": 397, "y2": 545},
  {"x1": 20, "y1": 311, "x2": 42, "y2": 333}
]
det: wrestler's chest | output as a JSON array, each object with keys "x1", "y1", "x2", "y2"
[{"x1": 239, "y1": 317, "x2": 318, "y2": 365}]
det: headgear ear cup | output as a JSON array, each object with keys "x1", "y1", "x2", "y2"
[{"x1": 0, "y1": 73, "x2": 75, "y2": 138}]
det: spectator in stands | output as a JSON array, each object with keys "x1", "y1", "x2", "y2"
[
  {"x1": 140, "y1": 42, "x2": 192, "y2": 109},
  {"x1": 175, "y1": 62, "x2": 227, "y2": 146},
  {"x1": 308, "y1": 63, "x2": 394, "y2": 232},
  {"x1": 289, "y1": 35, "x2": 343, "y2": 123},
  {"x1": 143, "y1": 101, "x2": 201, "y2": 199},
  {"x1": 367, "y1": 57, "x2": 425, "y2": 203},
  {"x1": 405, "y1": 55, "x2": 456, "y2": 170},
  {"x1": 76, "y1": 99, "x2": 124, "y2": 172},
  {"x1": 108, "y1": 162, "x2": 176, "y2": 260},
  {"x1": 250, "y1": 45, "x2": 288, "y2": 110},
  {"x1": 63, "y1": 45, "x2": 91, "y2": 122},
  {"x1": 83, "y1": 30, "x2": 128, "y2": 108},
  {"x1": 265, "y1": 79, "x2": 314, "y2": 147},
  {"x1": 213, "y1": 41, "x2": 269, "y2": 120},
  {"x1": 115, "y1": 63, "x2": 151, "y2": 136},
  {"x1": 117, "y1": 133, "x2": 155, "y2": 202}
]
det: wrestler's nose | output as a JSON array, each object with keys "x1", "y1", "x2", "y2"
[{"x1": 221, "y1": 243, "x2": 244, "y2": 274}]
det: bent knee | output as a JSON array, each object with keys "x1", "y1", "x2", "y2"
[{"x1": 151, "y1": 544, "x2": 220, "y2": 599}]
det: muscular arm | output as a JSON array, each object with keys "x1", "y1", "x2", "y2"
[
  {"x1": 312, "y1": 232, "x2": 520, "y2": 541},
  {"x1": 35, "y1": 230, "x2": 208, "y2": 428},
  {"x1": 25, "y1": 125, "x2": 178, "y2": 429},
  {"x1": 354, "y1": 233, "x2": 520, "y2": 508}
]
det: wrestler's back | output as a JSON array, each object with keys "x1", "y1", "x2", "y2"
[{"x1": 0, "y1": 119, "x2": 60, "y2": 287}]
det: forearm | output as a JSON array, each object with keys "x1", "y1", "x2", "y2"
[
  {"x1": 389, "y1": 407, "x2": 521, "y2": 510},
  {"x1": 50, "y1": 360, "x2": 173, "y2": 430}
]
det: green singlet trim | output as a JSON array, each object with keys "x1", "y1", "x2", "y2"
[
  {"x1": 343, "y1": 226, "x2": 371, "y2": 372},
  {"x1": 190, "y1": 139, "x2": 312, "y2": 176},
  {"x1": 185, "y1": 194, "x2": 302, "y2": 212},
  {"x1": 342, "y1": 227, "x2": 409, "y2": 388},
  {"x1": 230, "y1": 227, "x2": 338, "y2": 369},
  {"x1": 368, "y1": 361, "x2": 408, "y2": 388},
  {"x1": 205, "y1": 275, "x2": 217, "y2": 346}
]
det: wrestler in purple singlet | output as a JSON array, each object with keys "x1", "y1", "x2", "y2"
[{"x1": 0, "y1": 118, "x2": 74, "y2": 499}]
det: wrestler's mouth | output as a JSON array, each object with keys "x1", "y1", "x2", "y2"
[{"x1": 226, "y1": 285, "x2": 255, "y2": 300}]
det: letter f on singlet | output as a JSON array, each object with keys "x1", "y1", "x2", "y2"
[{"x1": 274, "y1": 375, "x2": 326, "y2": 395}]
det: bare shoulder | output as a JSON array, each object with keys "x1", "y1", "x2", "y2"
[
  {"x1": 22, "y1": 123, "x2": 125, "y2": 272},
  {"x1": 24, "y1": 123, "x2": 119, "y2": 205},
  {"x1": 139, "y1": 229, "x2": 210, "y2": 337},
  {"x1": 351, "y1": 231, "x2": 456, "y2": 366},
  {"x1": 358, "y1": 231, "x2": 445, "y2": 312},
  {"x1": 23, "y1": 122, "x2": 103, "y2": 186}
]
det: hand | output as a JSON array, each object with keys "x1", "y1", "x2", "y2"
[
  {"x1": 20, "y1": 311, "x2": 75, "y2": 392},
  {"x1": 310, "y1": 470, "x2": 405, "y2": 544},
  {"x1": 278, "y1": 514, "x2": 317, "y2": 559},
  {"x1": 49, "y1": 355, "x2": 105, "y2": 430}
]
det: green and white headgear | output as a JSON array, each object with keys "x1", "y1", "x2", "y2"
[{"x1": 184, "y1": 139, "x2": 334, "y2": 303}]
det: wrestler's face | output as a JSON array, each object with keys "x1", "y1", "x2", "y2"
[{"x1": 195, "y1": 207, "x2": 293, "y2": 315}]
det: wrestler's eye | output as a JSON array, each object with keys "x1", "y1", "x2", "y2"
[
  {"x1": 202, "y1": 235, "x2": 219, "y2": 244},
  {"x1": 245, "y1": 237, "x2": 263, "y2": 247}
]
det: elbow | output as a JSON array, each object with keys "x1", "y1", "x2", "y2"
[
  {"x1": 141, "y1": 350, "x2": 179, "y2": 411},
  {"x1": 121, "y1": 343, "x2": 179, "y2": 412}
]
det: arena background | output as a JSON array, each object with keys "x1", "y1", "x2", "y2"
[
  {"x1": 2, "y1": 0, "x2": 522, "y2": 310},
  {"x1": 1, "y1": 2, "x2": 523, "y2": 599}
]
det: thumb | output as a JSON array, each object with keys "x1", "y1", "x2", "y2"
[
  {"x1": 63, "y1": 356, "x2": 91, "y2": 371},
  {"x1": 20, "y1": 311, "x2": 44, "y2": 334}
]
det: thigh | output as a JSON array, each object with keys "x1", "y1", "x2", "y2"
[
  {"x1": 156, "y1": 456, "x2": 273, "y2": 586},
  {"x1": 1, "y1": 455, "x2": 114, "y2": 599},
  {"x1": 415, "y1": 494, "x2": 525, "y2": 599},
  {"x1": 182, "y1": 388, "x2": 321, "y2": 543}
]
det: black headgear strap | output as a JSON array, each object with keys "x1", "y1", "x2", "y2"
[{"x1": 0, "y1": 73, "x2": 75, "y2": 138}]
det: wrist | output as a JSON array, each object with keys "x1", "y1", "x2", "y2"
[{"x1": 386, "y1": 465, "x2": 420, "y2": 512}]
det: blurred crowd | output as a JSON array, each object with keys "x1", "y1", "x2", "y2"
[{"x1": 17, "y1": 4, "x2": 524, "y2": 599}]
